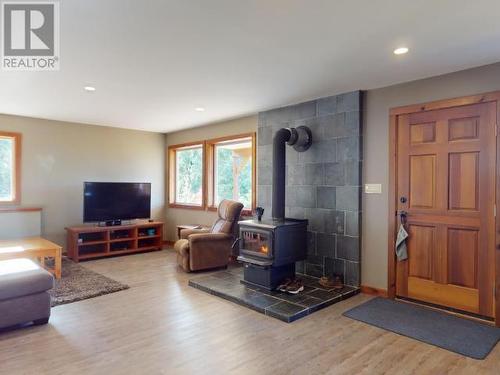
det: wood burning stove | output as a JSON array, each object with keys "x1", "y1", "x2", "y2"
[
  {"x1": 237, "y1": 126, "x2": 312, "y2": 290},
  {"x1": 237, "y1": 218, "x2": 308, "y2": 290}
]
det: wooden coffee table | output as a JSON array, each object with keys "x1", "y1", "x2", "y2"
[{"x1": 0, "y1": 237, "x2": 62, "y2": 279}]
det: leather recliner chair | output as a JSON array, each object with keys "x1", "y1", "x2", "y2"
[{"x1": 174, "y1": 199, "x2": 244, "y2": 272}]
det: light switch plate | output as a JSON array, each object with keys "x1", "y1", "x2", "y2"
[{"x1": 365, "y1": 184, "x2": 382, "y2": 194}]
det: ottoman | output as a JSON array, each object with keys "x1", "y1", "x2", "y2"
[{"x1": 0, "y1": 258, "x2": 54, "y2": 329}]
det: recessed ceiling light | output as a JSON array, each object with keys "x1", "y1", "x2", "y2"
[
  {"x1": 393, "y1": 47, "x2": 409, "y2": 55},
  {"x1": 194, "y1": 107, "x2": 205, "y2": 112},
  {"x1": 84, "y1": 86, "x2": 96, "y2": 92}
]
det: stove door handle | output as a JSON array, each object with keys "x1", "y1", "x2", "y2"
[{"x1": 231, "y1": 237, "x2": 241, "y2": 250}]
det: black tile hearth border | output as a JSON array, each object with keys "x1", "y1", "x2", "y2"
[{"x1": 188, "y1": 268, "x2": 359, "y2": 323}]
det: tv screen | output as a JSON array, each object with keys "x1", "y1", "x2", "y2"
[{"x1": 84, "y1": 182, "x2": 151, "y2": 222}]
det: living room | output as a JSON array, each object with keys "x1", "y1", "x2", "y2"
[{"x1": 1, "y1": 1, "x2": 500, "y2": 374}]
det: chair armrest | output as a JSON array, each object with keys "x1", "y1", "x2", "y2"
[
  {"x1": 188, "y1": 232, "x2": 232, "y2": 244},
  {"x1": 180, "y1": 228, "x2": 210, "y2": 239}
]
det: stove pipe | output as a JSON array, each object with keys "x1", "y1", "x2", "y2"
[{"x1": 272, "y1": 126, "x2": 312, "y2": 220}]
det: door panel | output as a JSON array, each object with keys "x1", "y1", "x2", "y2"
[
  {"x1": 410, "y1": 122, "x2": 436, "y2": 144},
  {"x1": 409, "y1": 155, "x2": 436, "y2": 209},
  {"x1": 407, "y1": 225, "x2": 435, "y2": 280},
  {"x1": 395, "y1": 102, "x2": 496, "y2": 318},
  {"x1": 448, "y1": 117, "x2": 479, "y2": 141},
  {"x1": 448, "y1": 152, "x2": 479, "y2": 211},
  {"x1": 447, "y1": 228, "x2": 478, "y2": 289}
]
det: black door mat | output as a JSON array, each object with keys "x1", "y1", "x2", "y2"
[{"x1": 343, "y1": 297, "x2": 500, "y2": 359}]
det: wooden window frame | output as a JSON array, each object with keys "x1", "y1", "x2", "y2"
[
  {"x1": 0, "y1": 131, "x2": 22, "y2": 206},
  {"x1": 168, "y1": 141, "x2": 206, "y2": 210},
  {"x1": 206, "y1": 133, "x2": 256, "y2": 216}
]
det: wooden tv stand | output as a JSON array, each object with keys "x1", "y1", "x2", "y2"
[{"x1": 66, "y1": 221, "x2": 164, "y2": 262}]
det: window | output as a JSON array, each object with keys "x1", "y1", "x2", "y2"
[
  {"x1": 207, "y1": 134, "x2": 255, "y2": 211},
  {"x1": 0, "y1": 132, "x2": 21, "y2": 205},
  {"x1": 168, "y1": 142, "x2": 205, "y2": 208},
  {"x1": 168, "y1": 133, "x2": 255, "y2": 212}
]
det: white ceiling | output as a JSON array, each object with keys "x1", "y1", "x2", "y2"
[{"x1": 1, "y1": 0, "x2": 500, "y2": 133}]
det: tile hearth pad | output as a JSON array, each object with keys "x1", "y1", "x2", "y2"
[{"x1": 189, "y1": 267, "x2": 359, "y2": 322}]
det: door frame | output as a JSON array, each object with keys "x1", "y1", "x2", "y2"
[{"x1": 387, "y1": 90, "x2": 500, "y2": 326}]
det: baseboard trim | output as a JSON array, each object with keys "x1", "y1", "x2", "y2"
[{"x1": 360, "y1": 285, "x2": 388, "y2": 297}]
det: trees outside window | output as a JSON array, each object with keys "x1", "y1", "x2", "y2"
[
  {"x1": 168, "y1": 143, "x2": 204, "y2": 208},
  {"x1": 213, "y1": 138, "x2": 252, "y2": 209},
  {"x1": 0, "y1": 132, "x2": 21, "y2": 204}
]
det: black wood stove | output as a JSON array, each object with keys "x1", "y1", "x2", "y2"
[{"x1": 237, "y1": 126, "x2": 312, "y2": 290}]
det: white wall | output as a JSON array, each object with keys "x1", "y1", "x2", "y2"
[
  {"x1": 0, "y1": 211, "x2": 41, "y2": 239},
  {"x1": 0, "y1": 115, "x2": 166, "y2": 247}
]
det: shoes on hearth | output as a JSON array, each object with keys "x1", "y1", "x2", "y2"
[
  {"x1": 285, "y1": 279, "x2": 304, "y2": 294},
  {"x1": 277, "y1": 278, "x2": 293, "y2": 292},
  {"x1": 319, "y1": 275, "x2": 344, "y2": 290}
]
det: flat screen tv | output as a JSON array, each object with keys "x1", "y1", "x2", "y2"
[{"x1": 84, "y1": 182, "x2": 151, "y2": 222}]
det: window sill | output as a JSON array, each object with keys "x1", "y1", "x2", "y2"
[
  {"x1": 0, "y1": 206, "x2": 42, "y2": 213},
  {"x1": 168, "y1": 203, "x2": 205, "y2": 210}
]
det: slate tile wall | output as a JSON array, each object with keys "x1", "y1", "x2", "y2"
[{"x1": 257, "y1": 91, "x2": 362, "y2": 286}]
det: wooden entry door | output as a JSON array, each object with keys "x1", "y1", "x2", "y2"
[{"x1": 395, "y1": 101, "x2": 497, "y2": 317}]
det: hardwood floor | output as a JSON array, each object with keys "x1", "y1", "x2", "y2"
[{"x1": 1, "y1": 249, "x2": 499, "y2": 374}]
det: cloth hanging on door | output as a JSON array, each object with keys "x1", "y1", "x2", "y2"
[{"x1": 395, "y1": 224, "x2": 408, "y2": 261}]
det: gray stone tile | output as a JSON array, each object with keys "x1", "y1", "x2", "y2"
[
  {"x1": 323, "y1": 113, "x2": 349, "y2": 138},
  {"x1": 258, "y1": 113, "x2": 267, "y2": 128},
  {"x1": 286, "y1": 206, "x2": 306, "y2": 219},
  {"x1": 258, "y1": 126, "x2": 273, "y2": 146},
  {"x1": 286, "y1": 145, "x2": 299, "y2": 165},
  {"x1": 264, "y1": 101, "x2": 317, "y2": 125},
  {"x1": 287, "y1": 164, "x2": 305, "y2": 185},
  {"x1": 345, "y1": 211, "x2": 361, "y2": 236},
  {"x1": 337, "y1": 136, "x2": 360, "y2": 161},
  {"x1": 306, "y1": 254, "x2": 323, "y2": 265},
  {"x1": 305, "y1": 263, "x2": 324, "y2": 278},
  {"x1": 305, "y1": 288, "x2": 342, "y2": 302},
  {"x1": 289, "y1": 186, "x2": 316, "y2": 208},
  {"x1": 305, "y1": 163, "x2": 324, "y2": 185},
  {"x1": 345, "y1": 111, "x2": 361, "y2": 136},
  {"x1": 337, "y1": 91, "x2": 360, "y2": 113},
  {"x1": 295, "y1": 261, "x2": 305, "y2": 274},
  {"x1": 336, "y1": 186, "x2": 360, "y2": 211},
  {"x1": 324, "y1": 257, "x2": 345, "y2": 278},
  {"x1": 317, "y1": 186, "x2": 336, "y2": 209},
  {"x1": 336, "y1": 235, "x2": 360, "y2": 262},
  {"x1": 324, "y1": 162, "x2": 345, "y2": 186},
  {"x1": 258, "y1": 145, "x2": 272, "y2": 167},
  {"x1": 317, "y1": 95, "x2": 337, "y2": 115},
  {"x1": 345, "y1": 160, "x2": 362, "y2": 186},
  {"x1": 305, "y1": 208, "x2": 325, "y2": 232},
  {"x1": 265, "y1": 301, "x2": 309, "y2": 323},
  {"x1": 316, "y1": 233, "x2": 336, "y2": 257},
  {"x1": 258, "y1": 165, "x2": 272, "y2": 185},
  {"x1": 299, "y1": 139, "x2": 336, "y2": 163},
  {"x1": 307, "y1": 231, "x2": 316, "y2": 254},
  {"x1": 324, "y1": 210, "x2": 345, "y2": 234},
  {"x1": 257, "y1": 185, "x2": 272, "y2": 207},
  {"x1": 345, "y1": 261, "x2": 360, "y2": 287}
]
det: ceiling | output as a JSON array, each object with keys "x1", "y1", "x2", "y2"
[{"x1": 1, "y1": 0, "x2": 500, "y2": 133}]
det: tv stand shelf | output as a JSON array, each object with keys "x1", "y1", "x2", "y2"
[{"x1": 66, "y1": 221, "x2": 164, "y2": 262}]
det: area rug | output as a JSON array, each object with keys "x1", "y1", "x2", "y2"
[
  {"x1": 343, "y1": 297, "x2": 500, "y2": 359},
  {"x1": 48, "y1": 258, "x2": 129, "y2": 306}
]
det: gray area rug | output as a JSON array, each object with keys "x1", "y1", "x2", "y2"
[
  {"x1": 343, "y1": 297, "x2": 500, "y2": 359},
  {"x1": 48, "y1": 258, "x2": 129, "y2": 306}
]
